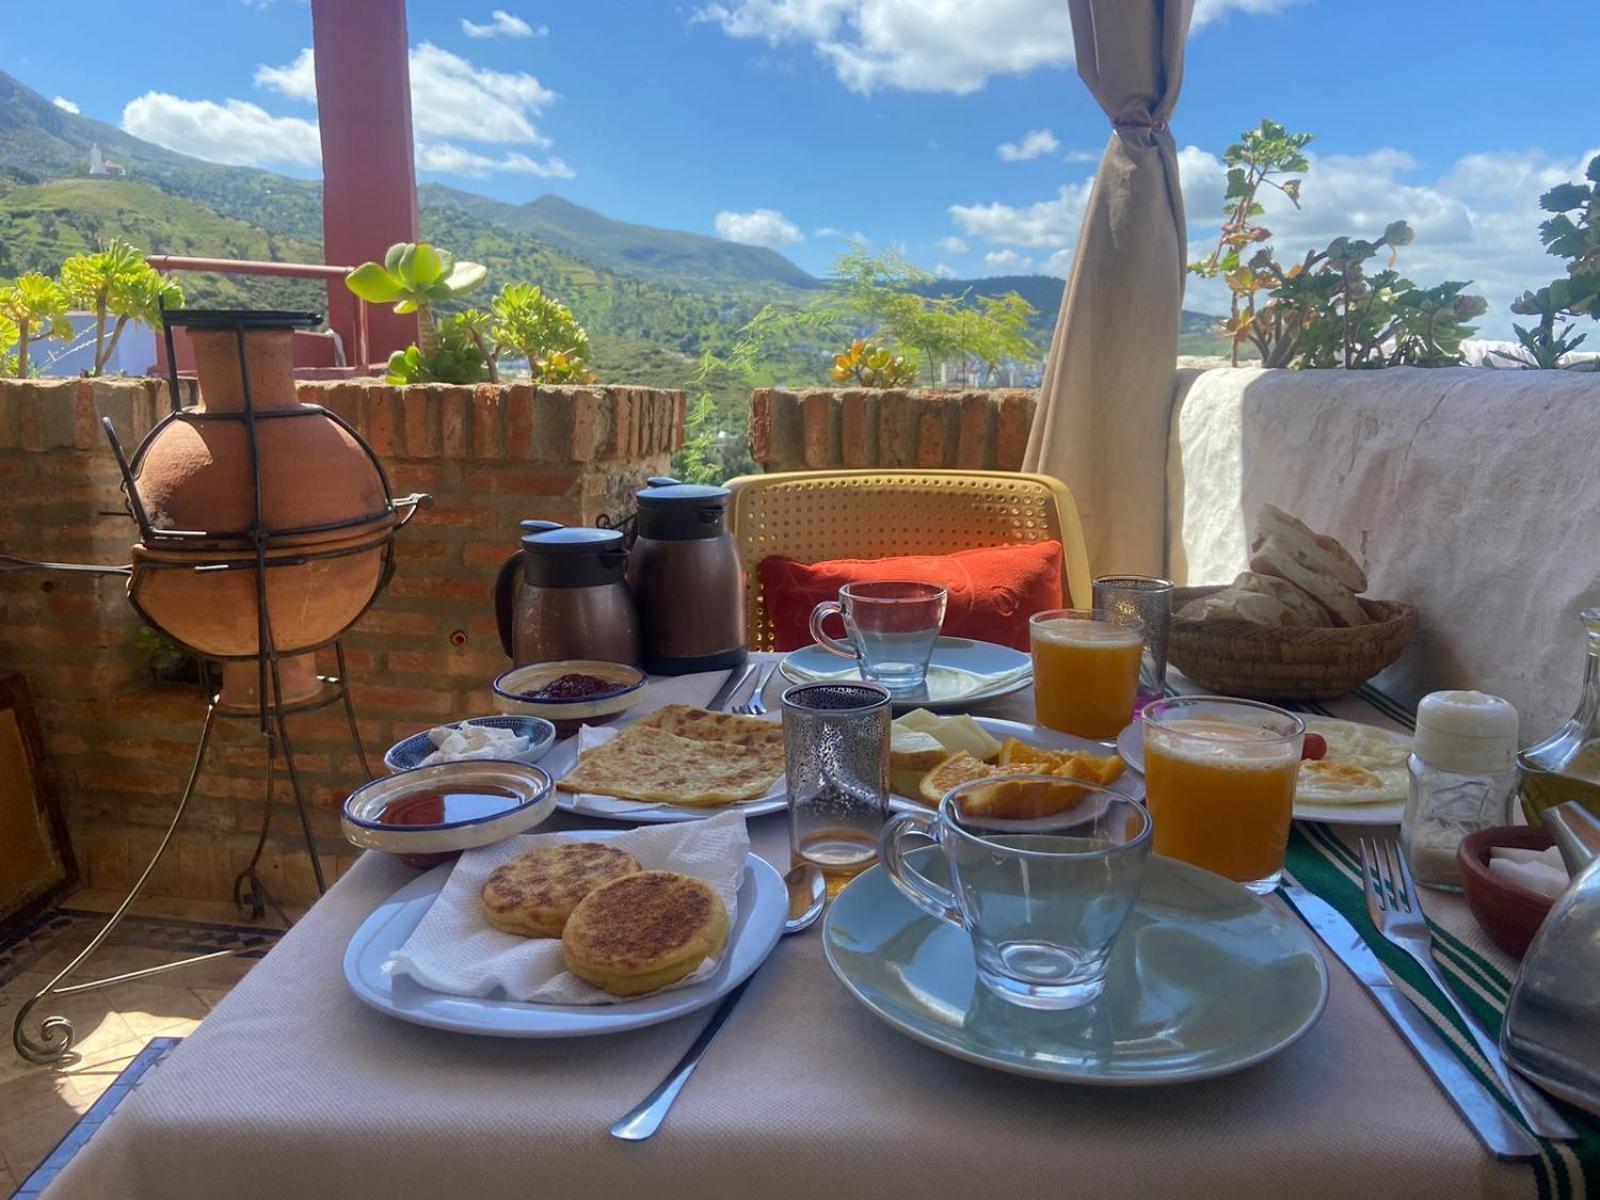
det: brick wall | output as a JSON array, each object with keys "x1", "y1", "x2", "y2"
[
  {"x1": 749, "y1": 387, "x2": 1037, "y2": 473},
  {"x1": 0, "y1": 378, "x2": 683, "y2": 907}
]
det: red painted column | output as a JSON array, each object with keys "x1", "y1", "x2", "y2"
[{"x1": 311, "y1": 0, "x2": 419, "y2": 364}]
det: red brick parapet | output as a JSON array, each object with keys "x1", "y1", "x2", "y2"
[
  {"x1": 0, "y1": 377, "x2": 683, "y2": 905},
  {"x1": 749, "y1": 387, "x2": 1037, "y2": 473}
]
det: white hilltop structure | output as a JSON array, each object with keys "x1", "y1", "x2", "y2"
[{"x1": 87, "y1": 143, "x2": 126, "y2": 177}]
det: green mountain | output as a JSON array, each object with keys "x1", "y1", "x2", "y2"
[{"x1": 421, "y1": 186, "x2": 818, "y2": 295}]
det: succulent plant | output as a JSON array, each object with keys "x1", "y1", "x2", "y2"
[{"x1": 829, "y1": 338, "x2": 918, "y2": 387}]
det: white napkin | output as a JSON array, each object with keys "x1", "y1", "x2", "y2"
[
  {"x1": 558, "y1": 723, "x2": 784, "y2": 817},
  {"x1": 383, "y1": 810, "x2": 750, "y2": 1004},
  {"x1": 1489, "y1": 845, "x2": 1570, "y2": 900}
]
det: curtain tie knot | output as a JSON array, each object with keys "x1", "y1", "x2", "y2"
[{"x1": 1113, "y1": 115, "x2": 1168, "y2": 134}]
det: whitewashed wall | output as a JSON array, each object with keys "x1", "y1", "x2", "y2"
[{"x1": 1166, "y1": 365, "x2": 1600, "y2": 739}]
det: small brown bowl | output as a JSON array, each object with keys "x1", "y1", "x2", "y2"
[{"x1": 1458, "y1": 826, "x2": 1557, "y2": 959}]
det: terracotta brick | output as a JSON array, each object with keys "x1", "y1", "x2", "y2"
[
  {"x1": 876, "y1": 391, "x2": 915, "y2": 466},
  {"x1": 916, "y1": 395, "x2": 956, "y2": 468},
  {"x1": 349, "y1": 683, "x2": 455, "y2": 715},
  {"x1": 466, "y1": 465, "x2": 579, "y2": 495},
  {"x1": 352, "y1": 610, "x2": 437, "y2": 637},
  {"x1": 363, "y1": 386, "x2": 399, "y2": 458},
  {"x1": 505, "y1": 384, "x2": 534, "y2": 459},
  {"x1": 440, "y1": 386, "x2": 471, "y2": 459},
  {"x1": 472, "y1": 384, "x2": 504, "y2": 459},
  {"x1": 801, "y1": 390, "x2": 841, "y2": 469},
  {"x1": 997, "y1": 392, "x2": 1034, "y2": 470},
  {"x1": 956, "y1": 393, "x2": 997, "y2": 469},
  {"x1": 401, "y1": 387, "x2": 441, "y2": 458}
]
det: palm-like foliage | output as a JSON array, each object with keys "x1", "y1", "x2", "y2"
[
  {"x1": 60, "y1": 240, "x2": 185, "y2": 376},
  {"x1": 0, "y1": 273, "x2": 72, "y2": 376}
]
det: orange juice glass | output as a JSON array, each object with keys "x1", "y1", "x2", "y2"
[
  {"x1": 1030, "y1": 609, "x2": 1145, "y2": 740},
  {"x1": 1141, "y1": 697, "x2": 1305, "y2": 893}
]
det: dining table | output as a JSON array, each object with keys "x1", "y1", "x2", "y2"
[{"x1": 41, "y1": 654, "x2": 1597, "y2": 1200}]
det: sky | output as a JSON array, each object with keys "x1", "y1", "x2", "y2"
[{"x1": 6, "y1": 0, "x2": 1599, "y2": 335}]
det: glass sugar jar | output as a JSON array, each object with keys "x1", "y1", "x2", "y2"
[{"x1": 1401, "y1": 691, "x2": 1520, "y2": 892}]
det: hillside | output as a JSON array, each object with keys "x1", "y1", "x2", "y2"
[{"x1": 421, "y1": 187, "x2": 818, "y2": 295}]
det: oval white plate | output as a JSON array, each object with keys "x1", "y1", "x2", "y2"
[
  {"x1": 889, "y1": 715, "x2": 1143, "y2": 814},
  {"x1": 779, "y1": 637, "x2": 1032, "y2": 712},
  {"x1": 1117, "y1": 719, "x2": 1407, "y2": 826},
  {"x1": 343, "y1": 844, "x2": 786, "y2": 1037}
]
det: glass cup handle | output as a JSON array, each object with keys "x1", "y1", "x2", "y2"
[
  {"x1": 809, "y1": 600, "x2": 857, "y2": 661},
  {"x1": 878, "y1": 811, "x2": 963, "y2": 927}
]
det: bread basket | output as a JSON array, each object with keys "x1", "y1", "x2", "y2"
[{"x1": 1167, "y1": 585, "x2": 1418, "y2": 701}]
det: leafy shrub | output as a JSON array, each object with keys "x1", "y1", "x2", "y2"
[
  {"x1": 490, "y1": 283, "x2": 595, "y2": 383},
  {"x1": 1495, "y1": 155, "x2": 1600, "y2": 369}
]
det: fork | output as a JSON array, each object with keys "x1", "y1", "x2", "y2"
[
  {"x1": 1359, "y1": 837, "x2": 1577, "y2": 1140},
  {"x1": 733, "y1": 663, "x2": 776, "y2": 716}
]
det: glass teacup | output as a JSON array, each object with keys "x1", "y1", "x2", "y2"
[
  {"x1": 809, "y1": 580, "x2": 948, "y2": 693},
  {"x1": 878, "y1": 776, "x2": 1151, "y2": 1010}
]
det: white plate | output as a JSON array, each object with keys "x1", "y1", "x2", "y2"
[
  {"x1": 343, "y1": 844, "x2": 787, "y2": 1037},
  {"x1": 779, "y1": 637, "x2": 1032, "y2": 712},
  {"x1": 890, "y1": 716, "x2": 1143, "y2": 814},
  {"x1": 1116, "y1": 720, "x2": 1407, "y2": 826},
  {"x1": 541, "y1": 720, "x2": 789, "y2": 825}
]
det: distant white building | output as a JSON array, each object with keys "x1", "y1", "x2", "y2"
[{"x1": 87, "y1": 143, "x2": 126, "y2": 177}]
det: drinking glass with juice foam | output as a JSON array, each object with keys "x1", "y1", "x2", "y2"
[
  {"x1": 1029, "y1": 609, "x2": 1145, "y2": 740},
  {"x1": 1140, "y1": 697, "x2": 1305, "y2": 893}
]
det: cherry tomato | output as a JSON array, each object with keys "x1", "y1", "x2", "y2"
[{"x1": 1301, "y1": 732, "x2": 1328, "y2": 761}]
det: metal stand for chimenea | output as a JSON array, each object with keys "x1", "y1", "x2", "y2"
[{"x1": 9, "y1": 310, "x2": 426, "y2": 1065}]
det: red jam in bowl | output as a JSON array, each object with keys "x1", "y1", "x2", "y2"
[
  {"x1": 519, "y1": 672, "x2": 625, "y2": 702},
  {"x1": 378, "y1": 787, "x2": 524, "y2": 827}
]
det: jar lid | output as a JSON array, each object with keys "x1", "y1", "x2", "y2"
[
  {"x1": 1413, "y1": 690, "x2": 1519, "y2": 773},
  {"x1": 522, "y1": 525, "x2": 625, "y2": 556}
]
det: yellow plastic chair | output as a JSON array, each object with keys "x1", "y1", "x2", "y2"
[{"x1": 725, "y1": 469, "x2": 1092, "y2": 652}]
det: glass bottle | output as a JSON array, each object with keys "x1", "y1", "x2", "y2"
[
  {"x1": 1401, "y1": 691, "x2": 1520, "y2": 892},
  {"x1": 1519, "y1": 608, "x2": 1600, "y2": 825}
]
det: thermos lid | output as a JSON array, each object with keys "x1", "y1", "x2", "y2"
[
  {"x1": 1413, "y1": 690, "x2": 1519, "y2": 774},
  {"x1": 521, "y1": 523, "x2": 626, "y2": 557},
  {"x1": 635, "y1": 478, "x2": 730, "y2": 510}
]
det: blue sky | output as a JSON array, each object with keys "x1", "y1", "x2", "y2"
[{"x1": 6, "y1": 0, "x2": 1598, "y2": 333}]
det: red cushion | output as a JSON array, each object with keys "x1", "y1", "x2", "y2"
[{"x1": 759, "y1": 542, "x2": 1064, "y2": 652}]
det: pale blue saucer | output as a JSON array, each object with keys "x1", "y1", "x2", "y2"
[{"x1": 823, "y1": 852, "x2": 1327, "y2": 1084}]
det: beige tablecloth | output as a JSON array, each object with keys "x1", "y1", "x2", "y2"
[{"x1": 45, "y1": 661, "x2": 1537, "y2": 1200}]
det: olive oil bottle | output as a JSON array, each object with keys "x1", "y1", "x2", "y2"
[{"x1": 1519, "y1": 609, "x2": 1600, "y2": 823}]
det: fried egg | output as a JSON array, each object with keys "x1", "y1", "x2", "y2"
[{"x1": 1296, "y1": 719, "x2": 1411, "y2": 805}]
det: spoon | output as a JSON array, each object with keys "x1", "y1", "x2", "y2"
[{"x1": 610, "y1": 862, "x2": 827, "y2": 1142}]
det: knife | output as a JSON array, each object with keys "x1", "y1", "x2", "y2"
[
  {"x1": 1279, "y1": 874, "x2": 1540, "y2": 1161},
  {"x1": 706, "y1": 663, "x2": 758, "y2": 712}
]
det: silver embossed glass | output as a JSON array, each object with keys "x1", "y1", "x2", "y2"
[
  {"x1": 782, "y1": 681, "x2": 892, "y2": 893},
  {"x1": 1093, "y1": 575, "x2": 1174, "y2": 711}
]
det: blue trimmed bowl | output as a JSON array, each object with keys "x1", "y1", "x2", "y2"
[
  {"x1": 383, "y1": 715, "x2": 556, "y2": 774},
  {"x1": 491, "y1": 660, "x2": 647, "y2": 736},
  {"x1": 341, "y1": 760, "x2": 555, "y2": 867}
]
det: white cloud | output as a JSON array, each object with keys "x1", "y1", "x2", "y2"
[
  {"x1": 697, "y1": 0, "x2": 1299, "y2": 94},
  {"x1": 1041, "y1": 248, "x2": 1074, "y2": 278},
  {"x1": 950, "y1": 179, "x2": 1094, "y2": 249},
  {"x1": 415, "y1": 143, "x2": 573, "y2": 179},
  {"x1": 936, "y1": 235, "x2": 968, "y2": 255},
  {"x1": 121, "y1": 92, "x2": 322, "y2": 166},
  {"x1": 933, "y1": 263, "x2": 957, "y2": 279},
  {"x1": 984, "y1": 249, "x2": 1034, "y2": 273},
  {"x1": 815, "y1": 226, "x2": 869, "y2": 241},
  {"x1": 997, "y1": 128, "x2": 1059, "y2": 163},
  {"x1": 147, "y1": 43, "x2": 572, "y2": 178},
  {"x1": 462, "y1": 10, "x2": 545, "y2": 39},
  {"x1": 257, "y1": 43, "x2": 556, "y2": 146},
  {"x1": 51, "y1": 96, "x2": 79, "y2": 115},
  {"x1": 714, "y1": 208, "x2": 803, "y2": 247},
  {"x1": 1063, "y1": 148, "x2": 1100, "y2": 164}
]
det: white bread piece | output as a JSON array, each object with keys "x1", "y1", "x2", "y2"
[
  {"x1": 1178, "y1": 588, "x2": 1299, "y2": 627},
  {"x1": 1250, "y1": 534, "x2": 1368, "y2": 626},
  {"x1": 1252, "y1": 505, "x2": 1368, "y2": 592},
  {"x1": 1230, "y1": 570, "x2": 1332, "y2": 627}
]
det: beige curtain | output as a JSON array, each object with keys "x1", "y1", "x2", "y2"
[{"x1": 1023, "y1": 0, "x2": 1195, "y2": 577}]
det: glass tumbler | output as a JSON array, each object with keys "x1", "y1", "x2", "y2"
[
  {"x1": 1092, "y1": 575, "x2": 1173, "y2": 711},
  {"x1": 880, "y1": 777, "x2": 1152, "y2": 1010},
  {"x1": 782, "y1": 681, "x2": 892, "y2": 893},
  {"x1": 1029, "y1": 609, "x2": 1145, "y2": 740}
]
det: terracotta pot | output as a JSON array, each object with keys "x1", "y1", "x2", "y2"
[
  {"x1": 217, "y1": 656, "x2": 323, "y2": 711},
  {"x1": 132, "y1": 330, "x2": 393, "y2": 546},
  {"x1": 129, "y1": 528, "x2": 390, "y2": 658}
]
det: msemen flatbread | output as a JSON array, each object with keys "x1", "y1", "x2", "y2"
[
  {"x1": 558, "y1": 722, "x2": 784, "y2": 807},
  {"x1": 640, "y1": 704, "x2": 785, "y2": 756}
]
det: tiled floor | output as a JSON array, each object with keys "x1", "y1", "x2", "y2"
[{"x1": 0, "y1": 894, "x2": 286, "y2": 1195}]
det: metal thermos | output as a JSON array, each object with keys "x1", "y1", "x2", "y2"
[
  {"x1": 493, "y1": 520, "x2": 640, "y2": 666},
  {"x1": 626, "y1": 478, "x2": 747, "y2": 675}
]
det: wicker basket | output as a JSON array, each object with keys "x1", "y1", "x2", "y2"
[{"x1": 1167, "y1": 585, "x2": 1418, "y2": 701}]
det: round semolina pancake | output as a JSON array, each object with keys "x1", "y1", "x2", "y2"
[
  {"x1": 480, "y1": 842, "x2": 644, "y2": 938},
  {"x1": 562, "y1": 870, "x2": 730, "y2": 997}
]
